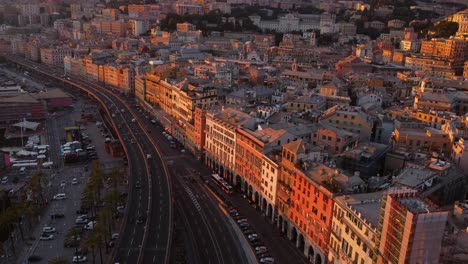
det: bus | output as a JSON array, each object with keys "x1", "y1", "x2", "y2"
[{"x1": 211, "y1": 174, "x2": 233, "y2": 194}]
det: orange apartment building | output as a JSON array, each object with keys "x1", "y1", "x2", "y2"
[
  {"x1": 193, "y1": 108, "x2": 206, "y2": 159},
  {"x1": 312, "y1": 125, "x2": 358, "y2": 155},
  {"x1": 235, "y1": 127, "x2": 294, "y2": 206},
  {"x1": 278, "y1": 140, "x2": 339, "y2": 264},
  {"x1": 392, "y1": 126, "x2": 452, "y2": 154}
]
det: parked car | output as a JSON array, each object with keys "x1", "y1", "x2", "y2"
[
  {"x1": 84, "y1": 221, "x2": 96, "y2": 230},
  {"x1": 237, "y1": 219, "x2": 247, "y2": 224},
  {"x1": 53, "y1": 193, "x2": 66, "y2": 200},
  {"x1": 76, "y1": 209, "x2": 88, "y2": 215},
  {"x1": 71, "y1": 178, "x2": 79, "y2": 185},
  {"x1": 75, "y1": 216, "x2": 88, "y2": 224},
  {"x1": 72, "y1": 255, "x2": 87, "y2": 263},
  {"x1": 42, "y1": 226, "x2": 56, "y2": 233},
  {"x1": 136, "y1": 216, "x2": 146, "y2": 224},
  {"x1": 50, "y1": 213, "x2": 65, "y2": 219},
  {"x1": 260, "y1": 257, "x2": 274, "y2": 264},
  {"x1": 39, "y1": 234, "x2": 54, "y2": 240}
]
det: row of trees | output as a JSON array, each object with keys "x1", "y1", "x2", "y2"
[
  {"x1": 0, "y1": 171, "x2": 45, "y2": 256},
  {"x1": 76, "y1": 161, "x2": 124, "y2": 264}
]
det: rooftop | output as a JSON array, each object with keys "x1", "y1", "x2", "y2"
[{"x1": 335, "y1": 192, "x2": 384, "y2": 228}]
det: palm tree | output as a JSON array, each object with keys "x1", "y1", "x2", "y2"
[
  {"x1": 82, "y1": 232, "x2": 99, "y2": 264},
  {"x1": 48, "y1": 256, "x2": 71, "y2": 264}
]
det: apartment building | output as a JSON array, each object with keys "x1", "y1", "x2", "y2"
[
  {"x1": 205, "y1": 107, "x2": 256, "y2": 184},
  {"x1": 376, "y1": 189, "x2": 447, "y2": 264},
  {"x1": 175, "y1": 1, "x2": 204, "y2": 15},
  {"x1": 40, "y1": 46, "x2": 72, "y2": 67},
  {"x1": 103, "y1": 64, "x2": 134, "y2": 94},
  {"x1": 275, "y1": 139, "x2": 366, "y2": 264},
  {"x1": 320, "y1": 105, "x2": 375, "y2": 141},
  {"x1": 329, "y1": 192, "x2": 382, "y2": 264},
  {"x1": 414, "y1": 90, "x2": 468, "y2": 116},
  {"x1": 392, "y1": 126, "x2": 452, "y2": 155},
  {"x1": 420, "y1": 37, "x2": 467, "y2": 61},
  {"x1": 235, "y1": 127, "x2": 294, "y2": 212},
  {"x1": 312, "y1": 125, "x2": 358, "y2": 155}
]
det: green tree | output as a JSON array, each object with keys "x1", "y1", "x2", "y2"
[{"x1": 432, "y1": 21, "x2": 459, "y2": 38}]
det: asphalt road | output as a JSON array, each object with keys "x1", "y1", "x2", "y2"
[
  {"x1": 8, "y1": 56, "x2": 174, "y2": 264},
  {"x1": 5, "y1": 55, "x2": 260, "y2": 264}
]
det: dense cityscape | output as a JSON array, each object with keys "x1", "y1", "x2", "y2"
[{"x1": 0, "y1": 0, "x2": 467, "y2": 264}]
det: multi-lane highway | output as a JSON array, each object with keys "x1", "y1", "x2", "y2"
[
  {"x1": 6, "y1": 54, "x2": 254, "y2": 264},
  {"x1": 6, "y1": 54, "x2": 171, "y2": 264}
]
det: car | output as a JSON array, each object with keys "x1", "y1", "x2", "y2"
[
  {"x1": 255, "y1": 247, "x2": 268, "y2": 255},
  {"x1": 240, "y1": 225, "x2": 250, "y2": 231},
  {"x1": 50, "y1": 213, "x2": 65, "y2": 219},
  {"x1": 76, "y1": 209, "x2": 88, "y2": 214},
  {"x1": 43, "y1": 226, "x2": 56, "y2": 233},
  {"x1": 131, "y1": 118, "x2": 136, "y2": 123},
  {"x1": 146, "y1": 154, "x2": 152, "y2": 159},
  {"x1": 1, "y1": 176, "x2": 8, "y2": 184},
  {"x1": 135, "y1": 181, "x2": 141, "y2": 188},
  {"x1": 239, "y1": 222, "x2": 249, "y2": 228},
  {"x1": 72, "y1": 255, "x2": 87, "y2": 263},
  {"x1": 72, "y1": 178, "x2": 79, "y2": 185},
  {"x1": 248, "y1": 234, "x2": 258, "y2": 239},
  {"x1": 243, "y1": 229, "x2": 254, "y2": 235},
  {"x1": 84, "y1": 221, "x2": 96, "y2": 230},
  {"x1": 130, "y1": 139, "x2": 136, "y2": 144},
  {"x1": 229, "y1": 209, "x2": 238, "y2": 216},
  {"x1": 27, "y1": 255, "x2": 42, "y2": 262},
  {"x1": 39, "y1": 234, "x2": 54, "y2": 240},
  {"x1": 60, "y1": 181, "x2": 66, "y2": 187},
  {"x1": 151, "y1": 119, "x2": 156, "y2": 124},
  {"x1": 237, "y1": 219, "x2": 247, "y2": 224},
  {"x1": 107, "y1": 240, "x2": 115, "y2": 248},
  {"x1": 260, "y1": 257, "x2": 274, "y2": 264},
  {"x1": 75, "y1": 217, "x2": 88, "y2": 224},
  {"x1": 136, "y1": 216, "x2": 146, "y2": 224},
  {"x1": 53, "y1": 193, "x2": 66, "y2": 200},
  {"x1": 111, "y1": 233, "x2": 119, "y2": 240},
  {"x1": 258, "y1": 253, "x2": 272, "y2": 259}
]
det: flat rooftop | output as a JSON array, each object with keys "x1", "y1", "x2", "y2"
[{"x1": 335, "y1": 192, "x2": 383, "y2": 228}]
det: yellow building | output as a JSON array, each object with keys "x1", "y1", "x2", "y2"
[{"x1": 329, "y1": 192, "x2": 382, "y2": 264}]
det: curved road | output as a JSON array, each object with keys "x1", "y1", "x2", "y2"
[{"x1": 5, "y1": 54, "x2": 254, "y2": 264}]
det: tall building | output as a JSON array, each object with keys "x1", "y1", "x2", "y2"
[
  {"x1": 376, "y1": 189, "x2": 448, "y2": 264},
  {"x1": 329, "y1": 192, "x2": 382, "y2": 264}
]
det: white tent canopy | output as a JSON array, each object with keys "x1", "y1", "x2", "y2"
[{"x1": 12, "y1": 120, "x2": 40, "y2": 131}]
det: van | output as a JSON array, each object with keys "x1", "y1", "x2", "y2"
[
  {"x1": 19, "y1": 167, "x2": 26, "y2": 174},
  {"x1": 53, "y1": 193, "x2": 66, "y2": 200}
]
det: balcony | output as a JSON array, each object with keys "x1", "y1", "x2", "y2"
[{"x1": 277, "y1": 181, "x2": 291, "y2": 204}]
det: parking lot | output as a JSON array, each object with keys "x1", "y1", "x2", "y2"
[{"x1": 14, "y1": 98, "x2": 123, "y2": 264}]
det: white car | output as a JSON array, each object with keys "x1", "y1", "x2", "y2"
[
  {"x1": 72, "y1": 255, "x2": 87, "y2": 263},
  {"x1": 84, "y1": 221, "x2": 96, "y2": 230},
  {"x1": 60, "y1": 181, "x2": 66, "y2": 187},
  {"x1": 39, "y1": 234, "x2": 54, "y2": 240},
  {"x1": 131, "y1": 118, "x2": 136, "y2": 123},
  {"x1": 42, "y1": 226, "x2": 56, "y2": 233},
  {"x1": 72, "y1": 178, "x2": 78, "y2": 185},
  {"x1": 146, "y1": 154, "x2": 152, "y2": 159},
  {"x1": 75, "y1": 217, "x2": 88, "y2": 224},
  {"x1": 53, "y1": 193, "x2": 66, "y2": 200},
  {"x1": 260, "y1": 257, "x2": 274, "y2": 264}
]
